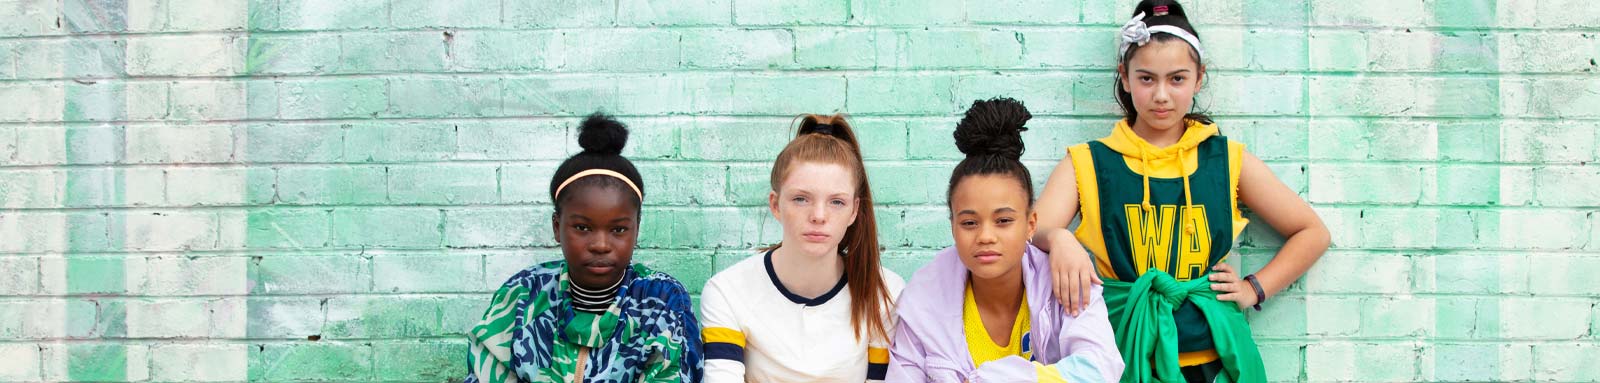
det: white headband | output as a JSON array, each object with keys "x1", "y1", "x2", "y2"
[{"x1": 1118, "y1": 12, "x2": 1206, "y2": 62}]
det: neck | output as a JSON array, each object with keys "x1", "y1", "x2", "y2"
[
  {"x1": 1130, "y1": 119, "x2": 1186, "y2": 149},
  {"x1": 968, "y1": 265, "x2": 1025, "y2": 316},
  {"x1": 569, "y1": 274, "x2": 623, "y2": 313},
  {"x1": 771, "y1": 244, "x2": 846, "y2": 298}
]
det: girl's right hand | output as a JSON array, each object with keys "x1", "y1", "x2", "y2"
[{"x1": 1047, "y1": 230, "x2": 1102, "y2": 316}]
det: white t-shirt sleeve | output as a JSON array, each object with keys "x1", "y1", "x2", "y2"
[{"x1": 699, "y1": 275, "x2": 747, "y2": 383}]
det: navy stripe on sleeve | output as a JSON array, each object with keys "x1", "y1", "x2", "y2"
[
  {"x1": 704, "y1": 342, "x2": 745, "y2": 363},
  {"x1": 867, "y1": 363, "x2": 888, "y2": 380}
]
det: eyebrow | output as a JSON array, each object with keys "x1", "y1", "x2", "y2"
[
  {"x1": 790, "y1": 189, "x2": 852, "y2": 198},
  {"x1": 1134, "y1": 68, "x2": 1193, "y2": 76},
  {"x1": 955, "y1": 207, "x2": 1019, "y2": 216}
]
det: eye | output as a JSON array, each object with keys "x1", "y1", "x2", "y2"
[
  {"x1": 574, "y1": 224, "x2": 591, "y2": 232},
  {"x1": 610, "y1": 226, "x2": 629, "y2": 234},
  {"x1": 997, "y1": 217, "x2": 1016, "y2": 225},
  {"x1": 830, "y1": 199, "x2": 847, "y2": 207},
  {"x1": 1172, "y1": 76, "x2": 1186, "y2": 84},
  {"x1": 1139, "y1": 75, "x2": 1154, "y2": 83},
  {"x1": 792, "y1": 196, "x2": 808, "y2": 204},
  {"x1": 959, "y1": 220, "x2": 978, "y2": 228}
]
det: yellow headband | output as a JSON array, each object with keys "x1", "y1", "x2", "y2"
[{"x1": 554, "y1": 169, "x2": 642, "y2": 200}]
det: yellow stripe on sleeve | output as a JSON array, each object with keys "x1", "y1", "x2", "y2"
[
  {"x1": 701, "y1": 327, "x2": 745, "y2": 348},
  {"x1": 868, "y1": 347, "x2": 889, "y2": 364}
]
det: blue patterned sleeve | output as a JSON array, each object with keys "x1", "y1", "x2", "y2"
[
  {"x1": 671, "y1": 284, "x2": 705, "y2": 383},
  {"x1": 633, "y1": 273, "x2": 705, "y2": 383}
]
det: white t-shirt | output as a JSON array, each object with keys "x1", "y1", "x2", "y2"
[{"x1": 700, "y1": 250, "x2": 906, "y2": 383}]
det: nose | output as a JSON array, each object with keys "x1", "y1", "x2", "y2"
[
  {"x1": 976, "y1": 223, "x2": 998, "y2": 245},
  {"x1": 809, "y1": 202, "x2": 827, "y2": 224},
  {"x1": 588, "y1": 236, "x2": 613, "y2": 254},
  {"x1": 1153, "y1": 82, "x2": 1172, "y2": 105}
]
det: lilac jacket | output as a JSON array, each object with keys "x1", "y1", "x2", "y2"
[{"x1": 886, "y1": 244, "x2": 1124, "y2": 383}]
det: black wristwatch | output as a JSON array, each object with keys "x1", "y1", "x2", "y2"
[{"x1": 1243, "y1": 274, "x2": 1265, "y2": 311}]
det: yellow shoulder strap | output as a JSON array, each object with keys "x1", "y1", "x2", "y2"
[
  {"x1": 1227, "y1": 141, "x2": 1250, "y2": 241},
  {"x1": 1067, "y1": 144, "x2": 1116, "y2": 279}
]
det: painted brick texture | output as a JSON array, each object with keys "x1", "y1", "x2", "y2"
[{"x1": 1, "y1": 0, "x2": 1597, "y2": 381}]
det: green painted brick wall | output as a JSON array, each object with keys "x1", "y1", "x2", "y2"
[{"x1": 0, "y1": 0, "x2": 1597, "y2": 381}]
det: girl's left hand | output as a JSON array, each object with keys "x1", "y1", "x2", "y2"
[{"x1": 1209, "y1": 263, "x2": 1258, "y2": 311}]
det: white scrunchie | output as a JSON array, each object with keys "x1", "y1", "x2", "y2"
[
  {"x1": 1118, "y1": 12, "x2": 1206, "y2": 62},
  {"x1": 1119, "y1": 12, "x2": 1153, "y2": 57}
]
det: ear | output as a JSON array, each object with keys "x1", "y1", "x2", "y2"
[
  {"x1": 847, "y1": 197, "x2": 861, "y2": 225},
  {"x1": 551, "y1": 212, "x2": 562, "y2": 243},
  {"x1": 1195, "y1": 63, "x2": 1205, "y2": 90},
  {"x1": 1025, "y1": 209, "x2": 1039, "y2": 240},
  {"x1": 768, "y1": 190, "x2": 781, "y2": 219},
  {"x1": 1118, "y1": 63, "x2": 1131, "y2": 90}
]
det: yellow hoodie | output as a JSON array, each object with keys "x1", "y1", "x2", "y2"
[{"x1": 1103, "y1": 119, "x2": 1217, "y2": 211}]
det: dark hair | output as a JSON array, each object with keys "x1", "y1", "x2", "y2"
[
  {"x1": 948, "y1": 98, "x2": 1034, "y2": 208},
  {"x1": 1116, "y1": 0, "x2": 1212, "y2": 127},
  {"x1": 767, "y1": 114, "x2": 891, "y2": 344},
  {"x1": 548, "y1": 112, "x2": 645, "y2": 215}
]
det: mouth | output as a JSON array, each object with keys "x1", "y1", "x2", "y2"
[
  {"x1": 583, "y1": 260, "x2": 617, "y2": 275},
  {"x1": 1150, "y1": 109, "x2": 1175, "y2": 118},
  {"x1": 973, "y1": 250, "x2": 1003, "y2": 264},
  {"x1": 801, "y1": 231, "x2": 831, "y2": 242}
]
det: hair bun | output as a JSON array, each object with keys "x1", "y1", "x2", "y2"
[
  {"x1": 1138, "y1": 0, "x2": 1191, "y2": 21},
  {"x1": 577, "y1": 112, "x2": 629, "y2": 156},
  {"x1": 953, "y1": 98, "x2": 1030, "y2": 160}
]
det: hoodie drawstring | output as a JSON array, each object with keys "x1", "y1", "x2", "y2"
[
  {"x1": 1117, "y1": 120, "x2": 1212, "y2": 237},
  {"x1": 1180, "y1": 146, "x2": 1193, "y2": 208},
  {"x1": 1139, "y1": 143, "x2": 1196, "y2": 235},
  {"x1": 1139, "y1": 145, "x2": 1153, "y2": 214},
  {"x1": 1180, "y1": 146, "x2": 1195, "y2": 236}
]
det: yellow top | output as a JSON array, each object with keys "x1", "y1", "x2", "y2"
[{"x1": 963, "y1": 283, "x2": 1031, "y2": 367}]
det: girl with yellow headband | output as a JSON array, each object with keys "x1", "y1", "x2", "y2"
[{"x1": 464, "y1": 113, "x2": 703, "y2": 383}]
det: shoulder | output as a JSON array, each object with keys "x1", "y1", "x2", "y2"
[
  {"x1": 626, "y1": 264, "x2": 692, "y2": 298},
  {"x1": 1214, "y1": 134, "x2": 1246, "y2": 155},
  {"x1": 906, "y1": 247, "x2": 961, "y2": 286},
  {"x1": 617, "y1": 265, "x2": 700, "y2": 322},
  {"x1": 496, "y1": 259, "x2": 565, "y2": 290},
  {"x1": 1064, "y1": 142, "x2": 1100, "y2": 172},
  {"x1": 478, "y1": 261, "x2": 563, "y2": 320},
  {"x1": 1225, "y1": 137, "x2": 1246, "y2": 152},
  {"x1": 1228, "y1": 140, "x2": 1265, "y2": 177},
  {"x1": 897, "y1": 247, "x2": 961, "y2": 310},
  {"x1": 1065, "y1": 142, "x2": 1094, "y2": 161},
  {"x1": 879, "y1": 267, "x2": 907, "y2": 299},
  {"x1": 704, "y1": 252, "x2": 766, "y2": 293}
]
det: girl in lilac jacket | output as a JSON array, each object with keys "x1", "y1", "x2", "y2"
[{"x1": 886, "y1": 98, "x2": 1124, "y2": 383}]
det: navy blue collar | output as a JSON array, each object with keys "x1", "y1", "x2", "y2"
[{"x1": 764, "y1": 249, "x2": 849, "y2": 307}]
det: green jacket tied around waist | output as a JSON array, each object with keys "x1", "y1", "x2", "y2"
[{"x1": 1101, "y1": 269, "x2": 1266, "y2": 383}]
